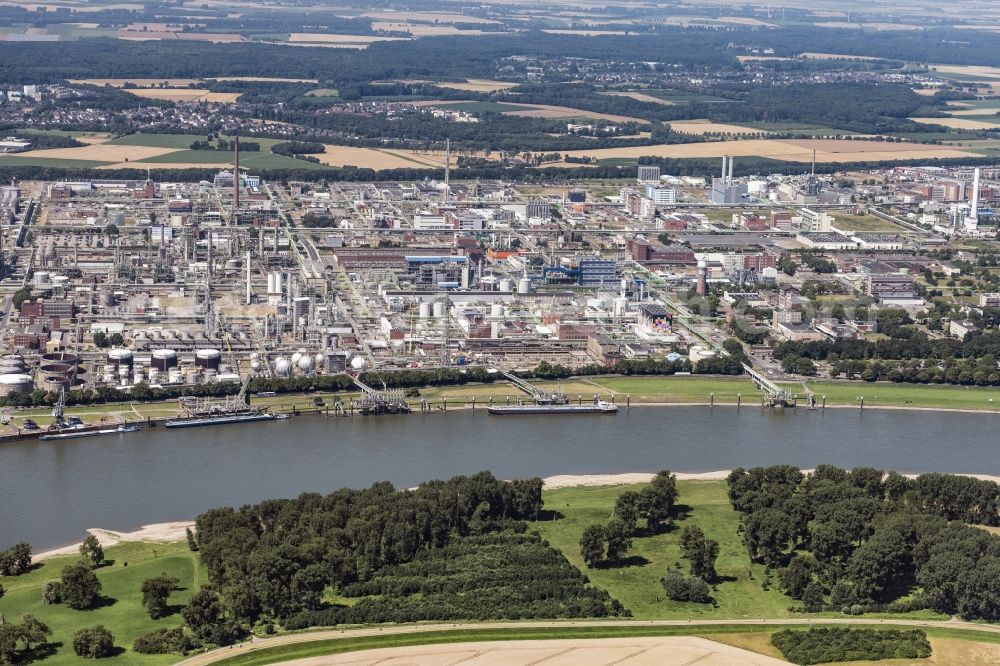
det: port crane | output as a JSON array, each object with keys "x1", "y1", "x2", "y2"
[
  {"x1": 495, "y1": 369, "x2": 568, "y2": 405},
  {"x1": 349, "y1": 373, "x2": 410, "y2": 415},
  {"x1": 178, "y1": 372, "x2": 256, "y2": 417}
]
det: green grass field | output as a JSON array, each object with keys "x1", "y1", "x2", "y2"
[
  {"x1": 0, "y1": 541, "x2": 202, "y2": 665},
  {"x1": 642, "y1": 89, "x2": 733, "y2": 103},
  {"x1": 831, "y1": 213, "x2": 902, "y2": 232},
  {"x1": 781, "y1": 380, "x2": 1000, "y2": 411},
  {"x1": 535, "y1": 481, "x2": 793, "y2": 620}
]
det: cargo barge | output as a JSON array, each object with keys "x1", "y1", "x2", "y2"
[
  {"x1": 487, "y1": 400, "x2": 618, "y2": 415},
  {"x1": 163, "y1": 412, "x2": 280, "y2": 428},
  {"x1": 39, "y1": 423, "x2": 141, "y2": 441}
]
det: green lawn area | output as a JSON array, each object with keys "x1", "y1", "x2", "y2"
[
  {"x1": 588, "y1": 376, "x2": 755, "y2": 403},
  {"x1": 535, "y1": 481, "x2": 793, "y2": 620},
  {"x1": 305, "y1": 88, "x2": 339, "y2": 97},
  {"x1": 0, "y1": 541, "x2": 202, "y2": 665},
  {"x1": 780, "y1": 380, "x2": 1000, "y2": 411},
  {"x1": 596, "y1": 157, "x2": 639, "y2": 167}
]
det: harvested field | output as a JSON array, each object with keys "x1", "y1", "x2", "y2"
[
  {"x1": 932, "y1": 65, "x2": 1000, "y2": 81},
  {"x1": 314, "y1": 146, "x2": 444, "y2": 170},
  {"x1": 287, "y1": 33, "x2": 408, "y2": 45},
  {"x1": 371, "y1": 22, "x2": 485, "y2": 36},
  {"x1": 16, "y1": 144, "x2": 182, "y2": 162},
  {"x1": 123, "y1": 88, "x2": 241, "y2": 102},
  {"x1": 210, "y1": 76, "x2": 319, "y2": 83},
  {"x1": 800, "y1": 52, "x2": 883, "y2": 60},
  {"x1": 736, "y1": 55, "x2": 793, "y2": 62},
  {"x1": 393, "y1": 79, "x2": 516, "y2": 92},
  {"x1": 118, "y1": 29, "x2": 244, "y2": 41},
  {"x1": 503, "y1": 104, "x2": 647, "y2": 124},
  {"x1": 604, "y1": 91, "x2": 675, "y2": 105},
  {"x1": 560, "y1": 138, "x2": 979, "y2": 164},
  {"x1": 361, "y1": 10, "x2": 500, "y2": 24},
  {"x1": 911, "y1": 117, "x2": 1000, "y2": 130},
  {"x1": 542, "y1": 28, "x2": 629, "y2": 35},
  {"x1": 271, "y1": 637, "x2": 791, "y2": 666},
  {"x1": 815, "y1": 21, "x2": 922, "y2": 30},
  {"x1": 670, "y1": 120, "x2": 771, "y2": 135}
]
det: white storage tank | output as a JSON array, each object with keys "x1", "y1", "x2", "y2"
[
  {"x1": 151, "y1": 349, "x2": 178, "y2": 370},
  {"x1": 297, "y1": 354, "x2": 315, "y2": 373},
  {"x1": 194, "y1": 348, "x2": 221, "y2": 370},
  {"x1": 499, "y1": 278, "x2": 514, "y2": 292},
  {"x1": 433, "y1": 301, "x2": 445, "y2": 318},
  {"x1": 0, "y1": 373, "x2": 33, "y2": 394},
  {"x1": 274, "y1": 357, "x2": 292, "y2": 376},
  {"x1": 33, "y1": 271, "x2": 50, "y2": 288},
  {"x1": 103, "y1": 364, "x2": 116, "y2": 383},
  {"x1": 490, "y1": 303, "x2": 503, "y2": 318},
  {"x1": 168, "y1": 368, "x2": 183, "y2": 384},
  {"x1": 518, "y1": 278, "x2": 532, "y2": 294},
  {"x1": 108, "y1": 348, "x2": 133, "y2": 367},
  {"x1": 146, "y1": 367, "x2": 159, "y2": 384},
  {"x1": 350, "y1": 356, "x2": 367, "y2": 370},
  {"x1": 419, "y1": 301, "x2": 432, "y2": 319}
]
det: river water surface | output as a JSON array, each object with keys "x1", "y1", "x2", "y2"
[{"x1": 2, "y1": 406, "x2": 997, "y2": 550}]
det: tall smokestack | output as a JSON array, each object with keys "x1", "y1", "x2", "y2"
[
  {"x1": 246, "y1": 251, "x2": 252, "y2": 305},
  {"x1": 728, "y1": 156, "x2": 734, "y2": 184},
  {"x1": 444, "y1": 138, "x2": 450, "y2": 203},
  {"x1": 971, "y1": 167, "x2": 981, "y2": 222},
  {"x1": 721, "y1": 156, "x2": 727, "y2": 182},
  {"x1": 233, "y1": 135, "x2": 240, "y2": 217}
]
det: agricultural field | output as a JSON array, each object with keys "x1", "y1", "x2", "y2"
[
  {"x1": 122, "y1": 89, "x2": 242, "y2": 103},
  {"x1": 669, "y1": 120, "x2": 771, "y2": 136},
  {"x1": 434, "y1": 101, "x2": 534, "y2": 113},
  {"x1": 910, "y1": 117, "x2": 1000, "y2": 130},
  {"x1": 285, "y1": 33, "x2": 408, "y2": 48}
]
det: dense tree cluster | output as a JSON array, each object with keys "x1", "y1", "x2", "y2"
[
  {"x1": 728, "y1": 465, "x2": 1000, "y2": 620},
  {"x1": 660, "y1": 570, "x2": 711, "y2": 603},
  {"x1": 271, "y1": 141, "x2": 325, "y2": 156},
  {"x1": 132, "y1": 627, "x2": 197, "y2": 655},
  {"x1": 0, "y1": 543, "x2": 32, "y2": 576},
  {"x1": 579, "y1": 471, "x2": 677, "y2": 568},
  {"x1": 141, "y1": 575, "x2": 179, "y2": 619},
  {"x1": 192, "y1": 473, "x2": 621, "y2": 631},
  {"x1": 71, "y1": 626, "x2": 115, "y2": 659},
  {"x1": 771, "y1": 628, "x2": 931, "y2": 665}
]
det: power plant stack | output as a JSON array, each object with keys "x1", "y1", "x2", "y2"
[
  {"x1": 965, "y1": 167, "x2": 981, "y2": 232},
  {"x1": 233, "y1": 135, "x2": 240, "y2": 216},
  {"x1": 696, "y1": 259, "x2": 708, "y2": 296}
]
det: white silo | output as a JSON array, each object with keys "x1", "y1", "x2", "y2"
[
  {"x1": 518, "y1": 278, "x2": 532, "y2": 294},
  {"x1": 419, "y1": 301, "x2": 432, "y2": 319},
  {"x1": 490, "y1": 303, "x2": 503, "y2": 318},
  {"x1": 297, "y1": 354, "x2": 315, "y2": 374},
  {"x1": 274, "y1": 357, "x2": 292, "y2": 376},
  {"x1": 499, "y1": 278, "x2": 514, "y2": 292},
  {"x1": 432, "y1": 301, "x2": 445, "y2": 318},
  {"x1": 350, "y1": 356, "x2": 367, "y2": 370}
]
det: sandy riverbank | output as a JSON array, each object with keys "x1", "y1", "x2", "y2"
[{"x1": 35, "y1": 521, "x2": 195, "y2": 561}]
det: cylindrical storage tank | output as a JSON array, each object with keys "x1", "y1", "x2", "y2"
[
  {"x1": 419, "y1": 302, "x2": 432, "y2": 319},
  {"x1": 274, "y1": 357, "x2": 291, "y2": 376},
  {"x1": 614, "y1": 297, "x2": 628, "y2": 317},
  {"x1": 107, "y1": 349, "x2": 133, "y2": 367},
  {"x1": 267, "y1": 273, "x2": 276, "y2": 295},
  {"x1": 202, "y1": 369, "x2": 217, "y2": 383},
  {"x1": 168, "y1": 368, "x2": 182, "y2": 384},
  {"x1": 480, "y1": 275, "x2": 498, "y2": 291},
  {"x1": 52, "y1": 275, "x2": 70, "y2": 288},
  {"x1": 0, "y1": 373, "x2": 33, "y2": 395},
  {"x1": 184, "y1": 367, "x2": 201, "y2": 384},
  {"x1": 151, "y1": 349, "x2": 178, "y2": 371},
  {"x1": 0, "y1": 361, "x2": 24, "y2": 374},
  {"x1": 42, "y1": 352, "x2": 78, "y2": 367},
  {"x1": 103, "y1": 364, "x2": 116, "y2": 383},
  {"x1": 41, "y1": 375, "x2": 70, "y2": 391},
  {"x1": 291, "y1": 351, "x2": 303, "y2": 367},
  {"x1": 499, "y1": 278, "x2": 514, "y2": 292},
  {"x1": 194, "y1": 349, "x2": 221, "y2": 370},
  {"x1": 147, "y1": 367, "x2": 159, "y2": 384},
  {"x1": 33, "y1": 271, "x2": 50, "y2": 288},
  {"x1": 518, "y1": 278, "x2": 532, "y2": 294},
  {"x1": 350, "y1": 356, "x2": 367, "y2": 370},
  {"x1": 249, "y1": 360, "x2": 261, "y2": 372},
  {"x1": 490, "y1": 303, "x2": 503, "y2": 318},
  {"x1": 274, "y1": 272, "x2": 283, "y2": 296},
  {"x1": 433, "y1": 302, "x2": 445, "y2": 318}
]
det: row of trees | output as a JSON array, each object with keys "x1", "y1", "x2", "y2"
[{"x1": 727, "y1": 465, "x2": 1000, "y2": 620}]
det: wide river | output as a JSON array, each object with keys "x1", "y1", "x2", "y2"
[{"x1": 2, "y1": 406, "x2": 998, "y2": 550}]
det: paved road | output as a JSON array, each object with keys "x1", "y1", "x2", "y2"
[{"x1": 177, "y1": 617, "x2": 1000, "y2": 666}]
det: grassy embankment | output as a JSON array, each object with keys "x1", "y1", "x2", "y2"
[
  {"x1": 9, "y1": 374, "x2": 1000, "y2": 429},
  {"x1": 0, "y1": 541, "x2": 203, "y2": 666}
]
